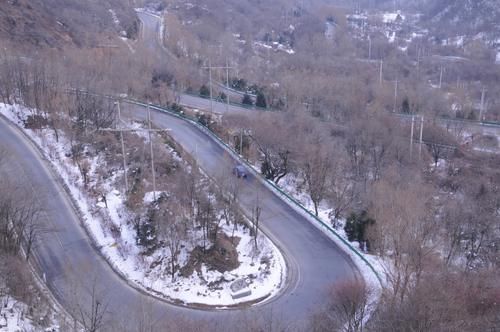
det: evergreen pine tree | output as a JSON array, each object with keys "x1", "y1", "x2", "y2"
[
  {"x1": 256, "y1": 91, "x2": 267, "y2": 108},
  {"x1": 242, "y1": 94, "x2": 253, "y2": 106},
  {"x1": 199, "y1": 85, "x2": 210, "y2": 98}
]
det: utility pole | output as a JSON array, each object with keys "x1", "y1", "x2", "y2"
[
  {"x1": 284, "y1": 7, "x2": 288, "y2": 28},
  {"x1": 240, "y1": 129, "x2": 243, "y2": 155},
  {"x1": 368, "y1": 36, "x2": 372, "y2": 60},
  {"x1": 419, "y1": 115, "x2": 424, "y2": 159},
  {"x1": 479, "y1": 87, "x2": 486, "y2": 122},
  {"x1": 208, "y1": 59, "x2": 213, "y2": 113},
  {"x1": 416, "y1": 48, "x2": 421, "y2": 73},
  {"x1": 393, "y1": 79, "x2": 398, "y2": 112},
  {"x1": 379, "y1": 60, "x2": 383, "y2": 85},
  {"x1": 100, "y1": 101, "x2": 170, "y2": 199},
  {"x1": 202, "y1": 61, "x2": 234, "y2": 113},
  {"x1": 439, "y1": 66, "x2": 444, "y2": 89},
  {"x1": 147, "y1": 104, "x2": 157, "y2": 201},
  {"x1": 410, "y1": 115, "x2": 415, "y2": 160},
  {"x1": 117, "y1": 101, "x2": 128, "y2": 192},
  {"x1": 226, "y1": 58, "x2": 230, "y2": 112}
]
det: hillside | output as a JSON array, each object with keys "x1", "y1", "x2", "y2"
[
  {"x1": 0, "y1": 0, "x2": 139, "y2": 49},
  {"x1": 421, "y1": 0, "x2": 500, "y2": 43}
]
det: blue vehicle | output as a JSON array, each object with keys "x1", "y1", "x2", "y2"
[{"x1": 233, "y1": 165, "x2": 248, "y2": 179}]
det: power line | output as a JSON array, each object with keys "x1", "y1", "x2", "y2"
[
  {"x1": 99, "y1": 101, "x2": 170, "y2": 199},
  {"x1": 202, "y1": 60, "x2": 234, "y2": 113}
]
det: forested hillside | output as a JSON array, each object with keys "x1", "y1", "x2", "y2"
[
  {"x1": 0, "y1": 0, "x2": 500, "y2": 330},
  {"x1": 418, "y1": 0, "x2": 500, "y2": 42},
  {"x1": 0, "y1": 0, "x2": 138, "y2": 49}
]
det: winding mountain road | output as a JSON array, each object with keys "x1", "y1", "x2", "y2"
[
  {"x1": 0, "y1": 10, "x2": 366, "y2": 331},
  {"x1": 1, "y1": 101, "x2": 359, "y2": 330},
  {"x1": 137, "y1": 11, "x2": 257, "y2": 115},
  {"x1": 139, "y1": 10, "x2": 500, "y2": 151}
]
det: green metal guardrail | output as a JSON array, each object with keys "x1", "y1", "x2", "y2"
[
  {"x1": 72, "y1": 88, "x2": 500, "y2": 288},
  {"x1": 395, "y1": 111, "x2": 500, "y2": 128},
  {"x1": 69, "y1": 89, "x2": 381, "y2": 284},
  {"x1": 184, "y1": 92, "x2": 500, "y2": 128},
  {"x1": 183, "y1": 92, "x2": 271, "y2": 112},
  {"x1": 480, "y1": 120, "x2": 500, "y2": 127},
  {"x1": 124, "y1": 98, "x2": 383, "y2": 286}
]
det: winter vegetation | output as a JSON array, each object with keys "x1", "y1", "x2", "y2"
[
  {"x1": 1, "y1": 0, "x2": 500, "y2": 331},
  {"x1": 0, "y1": 127, "x2": 62, "y2": 330},
  {"x1": 0, "y1": 102, "x2": 285, "y2": 307}
]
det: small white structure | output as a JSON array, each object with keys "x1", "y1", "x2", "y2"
[{"x1": 230, "y1": 279, "x2": 251, "y2": 299}]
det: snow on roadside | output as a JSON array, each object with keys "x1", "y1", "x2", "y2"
[
  {"x1": 143, "y1": 191, "x2": 165, "y2": 204},
  {"x1": 382, "y1": 11, "x2": 405, "y2": 24},
  {"x1": 108, "y1": 9, "x2": 120, "y2": 26},
  {"x1": 256, "y1": 172, "x2": 386, "y2": 317},
  {"x1": 146, "y1": 222, "x2": 286, "y2": 306},
  {"x1": 135, "y1": 7, "x2": 163, "y2": 19},
  {"x1": 0, "y1": 297, "x2": 35, "y2": 332},
  {"x1": 0, "y1": 103, "x2": 285, "y2": 307},
  {"x1": 222, "y1": 137, "x2": 385, "y2": 316},
  {"x1": 108, "y1": 8, "x2": 136, "y2": 53},
  {"x1": 108, "y1": 9, "x2": 127, "y2": 38},
  {"x1": 0, "y1": 296, "x2": 59, "y2": 332},
  {"x1": 120, "y1": 37, "x2": 136, "y2": 54}
]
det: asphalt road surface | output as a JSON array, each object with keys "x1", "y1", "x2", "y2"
[
  {"x1": 1, "y1": 102, "x2": 359, "y2": 330},
  {"x1": 137, "y1": 11, "x2": 256, "y2": 115},
  {"x1": 138, "y1": 10, "x2": 500, "y2": 149},
  {"x1": 0, "y1": 10, "x2": 362, "y2": 331},
  {"x1": 1, "y1": 8, "x2": 494, "y2": 331}
]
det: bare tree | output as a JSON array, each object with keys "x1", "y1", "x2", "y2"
[
  {"x1": 21, "y1": 209, "x2": 45, "y2": 261},
  {"x1": 0, "y1": 56, "x2": 16, "y2": 104},
  {"x1": 160, "y1": 203, "x2": 188, "y2": 282},
  {"x1": 214, "y1": 166, "x2": 243, "y2": 243},
  {"x1": 175, "y1": 166, "x2": 201, "y2": 223},
  {"x1": 68, "y1": 273, "x2": 110, "y2": 332},
  {"x1": 330, "y1": 279, "x2": 371, "y2": 332},
  {"x1": 301, "y1": 144, "x2": 332, "y2": 217},
  {"x1": 114, "y1": 296, "x2": 166, "y2": 332},
  {"x1": 324, "y1": 144, "x2": 357, "y2": 226},
  {"x1": 371, "y1": 267, "x2": 500, "y2": 332},
  {"x1": 441, "y1": 199, "x2": 470, "y2": 266},
  {"x1": 248, "y1": 114, "x2": 295, "y2": 185},
  {"x1": 0, "y1": 180, "x2": 43, "y2": 259},
  {"x1": 423, "y1": 124, "x2": 457, "y2": 166},
  {"x1": 250, "y1": 194, "x2": 262, "y2": 250},
  {"x1": 368, "y1": 167, "x2": 437, "y2": 304},
  {"x1": 196, "y1": 190, "x2": 216, "y2": 253},
  {"x1": 71, "y1": 91, "x2": 116, "y2": 134},
  {"x1": 0, "y1": 146, "x2": 7, "y2": 168},
  {"x1": 461, "y1": 181, "x2": 500, "y2": 269},
  {"x1": 309, "y1": 279, "x2": 371, "y2": 332},
  {"x1": 80, "y1": 281, "x2": 108, "y2": 332},
  {"x1": 328, "y1": 179, "x2": 356, "y2": 228},
  {"x1": 344, "y1": 114, "x2": 397, "y2": 187}
]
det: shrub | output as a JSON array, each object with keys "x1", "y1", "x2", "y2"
[
  {"x1": 199, "y1": 85, "x2": 210, "y2": 98},
  {"x1": 242, "y1": 94, "x2": 253, "y2": 106},
  {"x1": 171, "y1": 103, "x2": 184, "y2": 113},
  {"x1": 256, "y1": 91, "x2": 267, "y2": 108},
  {"x1": 344, "y1": 211, "x2": 375, "y2": 251}
]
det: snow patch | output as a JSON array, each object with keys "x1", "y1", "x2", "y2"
[
  {"x1": 382, "y1": 11, "x2": 405, "y2": 24},
  {"x1": 0, "y1": 103, "x2": 285, "y2": 307},
  {"x1": 0, "y1": 296, "x2": 59, "y2": 332},
  {"x1": 245, "y1": 168, "x2": 386, "y2": 319},
  {"x1": 143, "y1": 191, "x2": 165, "y2": 203}
]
